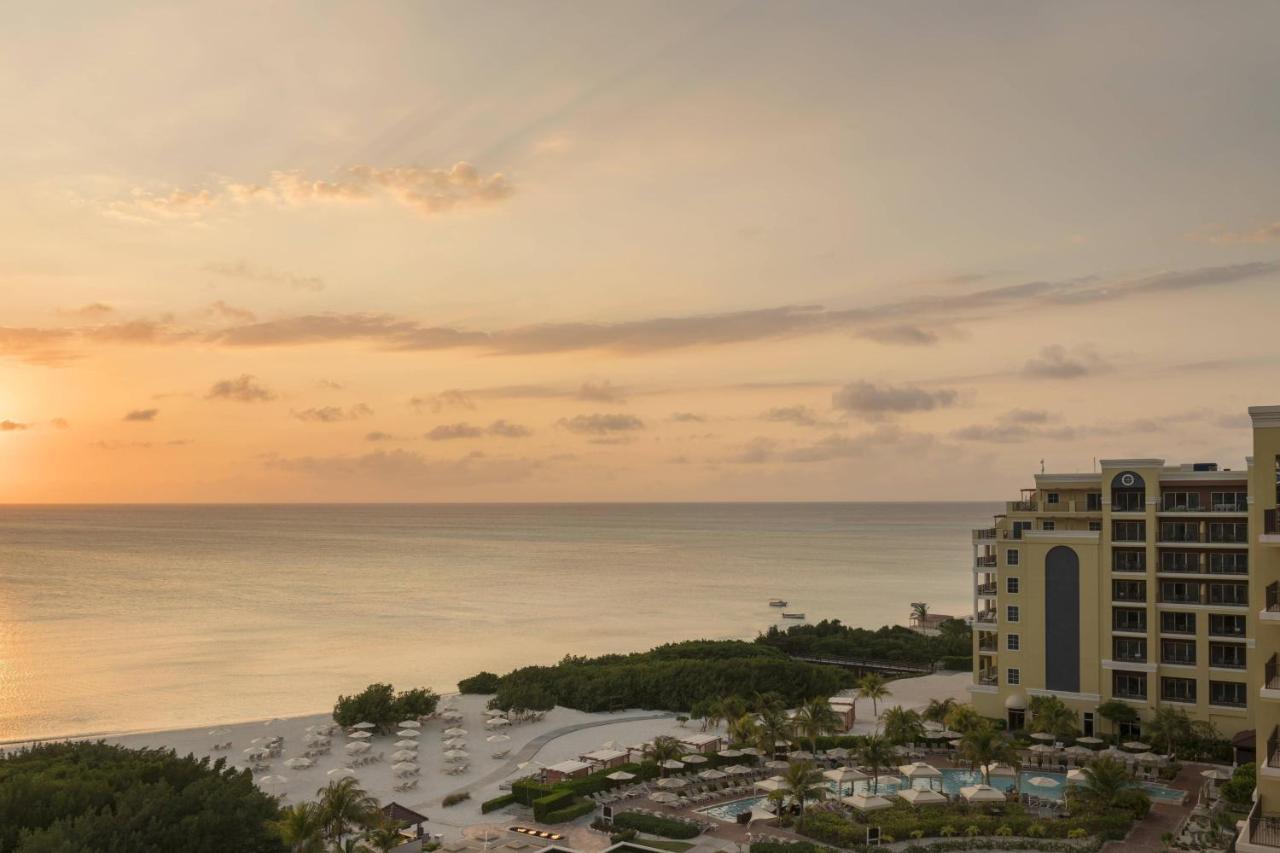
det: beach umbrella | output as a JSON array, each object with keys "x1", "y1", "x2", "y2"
[
  {"x1": 649, "y1": 791, "x2": 678, "y2": 804},
  {"x1": 486, "y1": 734, "x2": 510, "y2": 744},
  {"x1": 1029, "y1": 732, "x2": 1055, "y2": 742},
  {"x1": 898, "y1": 788, "x2": 947, "y2": 806},
  {"x1": 444, "y1": 738, "x2": 467, "y2": 749},
  {"x1": 826, "y1": 747, "x2": 851, "y2": 759},
  {"x1": 399, "y1": 720, "x2": 421, "y2": 729},
  {"x1": 1066, "y1": 768, "x2": 1088, "y2": 783},
  {"x1": 1028, "y1": 776, "x2": 1061, "y2": 788},
  {"x1": 719, "y1": 749, "x2": 744, "y2": 758},
  {"x1": 243, "y1": 746, "x2": 268, "y2": 757},
  {"x1": 657, "y1": 777, "x2": 688, "y2": 789},
  {"x1": 961, "y1": 784, "x2": 1005, "y2": 804},
  {"x1": 1134, "y1": 752, "x2": 1163, "y2": 764},
  {"x1": 344, "y1": 742, "x2": 371, "y2": 754},
  {"x1": 392, "y1": 750, "x2": 418, "y2": 761},
  {"x1": 788, "y1": 750, "x2": 814, "y2": 761},
  {"x1": 937, "y1": 730, "x2": 961, "y2": 739},
  {"x1": 257, "y1": 774, "x2": 288, "y2": 787},
  {"x1": 348, "y1": 731, "x2": 372, "y2": 740},
  {"x1": 722, "y1": 764, "x2": 753, "y2": 775},
  {"x1": 738, "y1": 747, "x2": 763, "y2": 757},
  {"x1": 486, "y1": 718, "x2": 511, "y2": 727},
  {"x1": 764, "y1": 759, "x2": 789, "y2": 770},
  {"x1": 397, "y1": 729, "x2": 420, "y2": 738},
  {"x1": 1122, "y1": 741, "x2": 1151, "y2": 751},
  {"x1": 395, "y1": 740, "x2": 419, "y2": 749},
  {"x1": 607, "y1": 771, "x2": 637, "y2": 781},
  {"x1": 444, "y1": 728, "x2": 468, "y2": 737},
  {"x1": 1028, "y1": 744, "x2": 1056, "y2": 754},
  {"x1": 699, "y1": 769, "x2": 728, "y2": 780},
  {"x1": 444, "y1": 749, "x2": 469, "y2": 762},
  {"x1": 660, "y1": 759, "x2": 684, "y2": 770},
  {"x1": 747, "y1": 808, "x2": 779, "y2": 824},
  {"x1": 283, "y1": 757, "x2": 313, "y2": 769},
  {"x1": 328, "y1": 767, "x2": 356, "y2": 779},
  {"x1": 681, "y1": 754, "x2": 708, "y2": 764},
  {"x1": 983, "y1": 763, "x2": 1016, "y2": 778},
  {"x1": 842, "y1": 793, "x2": 892, "y2": 812},
  {"x1": 352, "y1": 722, "x2": 375, "y2": 730},
  {"x1": 899, "y1": 762, "x2": 942, "y2": 780},
  {"x1": 755, "y1": 778, "x2": 784, "y2": 792},
  {"x1": 1063, "y1": 745, "x2": 1093, "y2": 759},
  {"x1": 1075, "y1": 736, "x2": 1104, "y2": 746},
  {"x1": 1202, "y1": 767, "x2": 1232, "y2": 781},
  {"x1": 303, "y1": 734, "x2": 329, "y2": 745},
  {"x1": 393, "y1": 762, "x2": 418, "y2": 772}
]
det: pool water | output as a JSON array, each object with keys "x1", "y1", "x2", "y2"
[{"x1": 696, "y1": 769, "x2": 1184, "y2": 822}]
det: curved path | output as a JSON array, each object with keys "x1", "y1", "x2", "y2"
[{"x1": 434, "y1": 712, "x2": 674, "y2": 806}]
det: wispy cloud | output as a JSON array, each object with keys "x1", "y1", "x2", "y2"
[
  {"x1": 760, "y1": 405, "x2": 842, "y2": 428},
  {"x1": 1022, "y1": 345, "x2": 1110, "y2": 379},
  {"x1": 730, "y1": 426, "x2": 933, "y2": 464},
  {"x1": 205, "y1": 260, "x2": 325, "y2": 293},
  {"x1": 856, "y1": 324, "x2": 940, "y2": 346},
  {"x1": 292, "y1": 404, "x2": 373, "y2": 423},
  {"x1": 1195, "y1": 221, "x2": 1280, "y2": 245},
  {"x1": 831, "y1": 381, "x2": 958, "y2": 420},
  {"x1": 669, "y1": 412, "x2": 706, "y2": 423},
  {"x1": 1, "y1": 420, "x2": 29, "y2": 431},
  {"x1": 264, "y1": 448, "x2": 536, "y2": 486},
  {"x1": 123, "y1": 408, "x2": 159, "y2": 422},
  {"x1": 557, "y1": 413, "x2": 644, "y2": 435},
  {"x1": 206, "y1": 374, "x2": 276, "y2": 402}
]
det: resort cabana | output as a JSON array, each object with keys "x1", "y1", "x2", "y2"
[
  {"x1": 824, "y1": 766, "x2": 868, "y2": 796},
  {"x1": 680, "y1": 754, "x2": 709, "y2": 764},
  {"x1": 544, "y1": 760, "x2": 591, "y2": 782},
  {"x1": 982, "y1": 762, "x2": 1016, "y2": 779},
  {"x1": 898, "y1": 788, "x2": 947, "y2": 807},
  {"x1": 960, "y1": 784, "x2": 1005, "y2": 804},
  {"x1": 679, "y1": 733, "x2": 722, "y2": 753},
  {"x1": 580, "y1": 748, "x2": 629, "y2": 769},
  {"x1": 755, "y1": 777, "x2": 785, "y2": 792},
  {"x1": 899, "y1": 762, "x2": 942, "y2": 781},
  {"x1": 842, "y1": 793, "x2": 892, "y2": 812},
  {"x1": 606, "y1": 771, "x2": 636, "y2": 782},
  {"x1": 828, "y1": 698, "x2": 856, "y2": 731},
  {"x1": 380, "y1": 802, "x2": 428, "y2": 839}
]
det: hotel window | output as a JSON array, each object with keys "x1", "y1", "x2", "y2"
[
  {"x1": 1160, "y1": 611, "x2": 1196, "y2": 635},
  {"x1": 1114, "y1": 521, "x2": 1146, "y2": 542},
  {"x1": 1208, "y1": 582, "x2": 1248, "y2": 607},
  {"x1": 1007, "y1": 634, "x2": 1020, "y2": 651},
  {"x1": 1113, "y1": 489, "x2": 1145, "y2": 512},
  {"x1": 1042, "y1": 520, "x2": 1056, "y2": 531},
  {"x1": 1118, "y1": 720, "x2": 1142, "y2": 739},
  {"x1": 1161, "y1": 638, "x2": 1196, "y2": 665},
  {"x1": 1209, "y1": 680, "x2": 1247, "y2": 708},
  {"x1": 1090, "y1": 521, "x2": 1102, "y2": 531},
  {"x1": 1007, "y1": 549, "x2": 1020, "y2": 566},
  {"x1": 1209, "y1": 614, "x2": 1247, "y2": 637},
  {"x1": 1112, "y1": 579, "x2": 1146, "y2": 602},
  {"x1": 1047, "y1": 493, "x2": 1060, "y2": 505},
  {"x1": 1007, "y1": 668, "x2": 1020, "y2": 686},
  {"x1": 1209, "y1": 642, "x2": 1246, "y2": 669},
  {"x1": 1211, "y1": 492, "x2": 1248, "y2": 512},
  {"x1": 1209, "y1": 552, "x2": 1248, "y2": 574},
  {"x1": 1006, "y1": 577, "x2": 1020, "y2": 594},
  {"x1": 1112, "y1": 636, "x2": 1146, "y2": 663},
  {"x1": 1160, "y1": 677, "x2": 1197, "y2": 703},
  {"x1": 1012, "y1": 521, "x2": 1032, "y2": 539},
  {"x1": 1113, "y1": 607, "x2": 1146, "y2": 632},
  {"x1": 1160, "y1": 551, "x2": 1199, "y2": 573},
  {"x1": 1209, "y1": 522, "x2": 1248, "y2": 544},
  {"x1": 1160, "y1": 521, "x2": 1201, "y2": 543},
  {"x1": 1162, "y1": 491, "x2": 1202, "y2": 512},
  {"x1": 1112, "y1": 671, "x2": 1147, "y2": 700},
  {"x1": 1160, "y1": 580, "x2": 1201, "y2": 605},
  {"x1": 1087, "y1": 492, "x2": 1103, "y2": 511},
  {"x1": 1006, "y1": 605, "x2": 1020, "y2": 623},
  {"x1": 1113, "y1": 550, "x2": 1145, "y2": 572}
]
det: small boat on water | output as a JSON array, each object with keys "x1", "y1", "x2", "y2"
[
  {"x1": 781, "y1": 612, "x2": 805, "y2": 619},
  {"x1": 768, "y1": 599, "x2": 788, "y2": 607}
]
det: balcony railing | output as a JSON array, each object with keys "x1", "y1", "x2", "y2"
[
  {"x1": 1269, "y1": 582, "x2": 1280, "y2": 613},
  {"x1": 976, "y1": 582, "x2": 997, "y2": 596},
  {"x1": 1010, "y1": 501, "x2": 1037, "y2": 512},
  {"x1": 1269, "y1": 727, "x2": 1280, "y2": 770},
  {"x1": 1267, "y1": 509, "x2": 1280, "y2": 535},
  {"x1": 1208, "y1": 526, "x2": 1248, "y2": 544},
  {"x1": 974, "y1": 527, "x2": 997, "y2": 540},
  {"x1": 975, "y1": 610, "x2": 997, "y2": 624},
  {"x1": 976, "y1": 555, "x2": 997, "y2": 568},
  {"x1": 1247, "y1": 795, "x2": 1280, "y2": 848},
  {"x1": 1212, "y1": 501, "x2": 1248, "y2": 512},
  {"x1": 977, "y1": 669, "x2": 998, "y2": 686},
  {"x1": 977, "y1": 639, "x2": 997, "y2": 652}
]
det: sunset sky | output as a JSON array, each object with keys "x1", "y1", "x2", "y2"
[{"x1": 3, "y1": 1, "x2": 1280, "y2": 502}]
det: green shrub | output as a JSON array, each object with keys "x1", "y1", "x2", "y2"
[
  {"x1": 459, "y1": 671, "x2": 502, "y2": 693},
  {"x1": 1222, "y1": 762, "x2": 1256, "y2": 806},
  {"x1": 332, "y1": 683, "x2": 440, "y2": 731},
  {"x1": 940, "y1": 655, "x2": 973, "y2": 671},
  {"x1": 612, "y1": 812, "x2": 700, "y2": 839},
  {"x1": 511, "y1": 779, "x2": 556, "y2": 805},
  {"x1": 542, "y1": 801, "x2": 596, "y2": 824},
  {"x1": 481, "y1": 793, "x2": 517, "y2": 813},
  {"x1": 442, "y1": 792, "x2": 470, "y2": 807},
  {"x1": 532, "y1": 788, "x2": 576, "y2": 821}
]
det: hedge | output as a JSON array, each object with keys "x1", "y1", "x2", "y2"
[
  {"x1": 612, "y1": 812, "x2": 701, "y2": 840},
  {"x1": 542, "y1": 801, "x2": 596, "y2": 824},
  {"x1": 939, "y1": 656, "x2": 972, "y2": 671},
  {"x1": 752, "y1": 838, "x2": 1104, "y2": 853},
  {"x1": 512, "y1": 780, "x2": 556, "y2": 805},
  {"x1": 798, "y1": 807, "x2": 1133, "y2": 847},
  {"x1": 481, "y1": 794, "x2": 517, "y2": 813},
  {"x1": 533, "y1": 789, "x2": 577, "y2": 822}
]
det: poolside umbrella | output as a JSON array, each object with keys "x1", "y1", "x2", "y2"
[
  {"x1": 1028, "y1": 744, "x2": 1056, "y2": 754},
  {"x1": 890, "y1": 745, "x2": 911, "y2": 757},
  {"x1": 983, "y1": 763, "x2": 1016, "y2": 778},
  {"x1": 719, "y1": 749, "x2": 744, "y2": 758},
  {"x1": 393, "y1": 762, "x2": 418, "y2": 773},
  {"x1": 764, "y1": 759, "x2": 789, "y2": 770},
  {"x1": 681, "y1": 754, "x2": 708, "y2": 764},
  {"x1": 348, "y1": 731, "x2": 372, "y2": 740},
  {"x1": 738, "y1": 747, "x2": 763, "y2": 757},
  {"x1": 826, "y1": 747, "x2": 850, "y2": 759},
  {"x1": 352, "y1": 722, "x2": 375, "y2": 730},
  {"x1": 243, "y1": 746, "x2": 269, "y2": 758},
  {"x1": 660, "y1": 759, "x2": 685, "y2": 770},
  {"x1": 1075, "y1": 736, "x2": 1104, "y2": 746},
  {"x1": 397, "y1": 729, "x2": 420, "y2": 738},
  {"x1": 444, "y1": 738, "x2": 467, "y2": 749},
  {"x1": 1063, "y1": 745, "x2": 1093, "y2": 759},
  {"x1": 327, "y1": 767, "x2": 356, "y2": 779},
  {"x1": 788, "y1": 750, "x2": 815, "y2": 760},
  {"x1": 444, "y1": 728, "x2": 468, "y2": 737},
  {"x1": 395, "y1": 740, "x2": 420, "y2": 749},
  {"x1": 399, "y1": 720, "x2": 421, "y2": 729},
  {"x1": 723, "y1": 764, "x2": 753, "y2": 775},
  {"x1": 1066, "y1": 768, "x2": 1088, "y2": 783},
  {"x1": 898, "y1": 788, "x2": 947, "y2": 806},
  {"x1": 1100, "y1": 746, "x2": 1126, "y2": 760},
  {"x1": 486, "y1": 734, "x2": 511, "y2": 744},
  {"x1": 1028, "y1": 776, "x2": 1060, "y2": 788},
  {"x1": 607, "y1": 771, "x2": 636, "y2": 781},
  {"x1": 392, "y1": 750, "x2": 418, "y2": 762},
  {"x1": 257, "y1": 773, "x2": 288, "y2": 787},
  {"x1": 899, "y1": 762, "x2": 942, "y2": 780},
  {"x1": 284, "y1": 757, "x2": 313, "y2": 769},
  {"x1": 486, "y1": 718, "x2": 511, "y2": 727},
  {"x1": 303, "y1": 734, "x2": 329, "y2": 745},
  {"x1": 345, "y1": 741, "x2": 371, "y2": 754},
  {"x1": 699, "y1": 769, "x2": 728, "y2": 780},
  {"x1": 1134, "y1": 752, "x2": 1163, "y2": 764},
  {"x1": 842, "y1": 793, "x2": 892, "y2": 812},
  {"x1": 1202, "y1": 768, "x2": 1232, "y2": 781},
  {"x1": 961, "y1": 784, "x2": 1005, "y2": 803},
  {"x1": 755, "y1": 778, "x2": 784, "y2": 792},
  {"x1": 1029, "y1": 732, "x2": 1054, "y2": 742},
  {"x1": 747, "y1": 808, "x2": 779, "y2": 824},
  {"x1": 444, "y1": 749, "x2": 469, "y2": 762},
  {"x1": 649, "y1": 791, "x2": 678, "y2": 804},
  {"x1": 937, "y1": 730, "x2": 961, "y2": 739},
  {"x1": 1122, "y1": 741, "x2": 1151, "y2": 751},
  {"x1": 657, "y1": 777, "x2": 687, "y2": 789}
]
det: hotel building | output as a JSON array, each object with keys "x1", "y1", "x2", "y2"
[{"x1": 967, "y1": 406, "x2": 1280, "y2": 847}]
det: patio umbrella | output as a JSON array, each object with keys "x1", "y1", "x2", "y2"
[
  {"x1": 395, "y1": 740, "x2": 420, "y2": 749},
  {"x1": 303, "y1": 734, "x2": 329, "y2": 745},
  {"x1": 1100, "y1": 746, "x2": 1127, "y2": 760},
  {"x1": 1134, "y1": 752, "x2": 1163, "y2": 764},
  {"x1": 898, "y1": 788, "x2": 947, "y2": 806},
  {"x1": 1075, "y1": 736, "x2": 1104, "y2": 746},
  {"x1": 486, "y1": 718, "x2": 511, "y2": 727},
  {"x1": 983, "y1": 763, "x2": 1016, "y2": 778},
  {"x1": 327, "y1": 767, "x2": 356, "y2": 779},
  {"x1": 788, "y1": 749, "x2": 815, "y2": 760},
  {"x1": 747, "y1": 808, "x2": 779, "y2": 824},
  {"x1": 649, "y1": 791, "x2": 678, "y2": 804},
  {"x1": 842, "y1": 793, "x2": 892, "y2": 812},
  {"x1": 937, "y1": 730, "x2": 961, "y2": 739},
  {"x1": 607, "y1": 771, "x2": 637, "y2": 781},
  {"x1": 1202, "y1": 767, "x2": 1232, "y2": 781},
  {"x1": 657, "y1": 777, "x2": 688, "y2": 789},
  {"x1": 899, "y1": 762, "x2": 942, "y2": 780},
  {"x1": 352, "y1": 722, "x2": 376, "y2": 730},
  {"x1": 344, "y1": 741, "x2": 371, "y2": 754},
  {"x1": 1028, "y1": 744, "x2": 1056, "y2": 754},
  {"x1": 444, "y1": 738, "x2": 467, "y2": 749},
  {"x1": 283, "y1": 757, "x2": 313, "y2": 769},
  {"x1": 1027, "y1": 776, "x2": 1060, "y2": 788},
  {"x1": 399, "y1": 720, "x2": 422, "y2": 729},
  {"x1": 764, "y1": 759, "x2": 790, "y2": 770},
  {"x1": 1063, "y1": 745, "x2": 1093, "y2": 759},
  {"x1": 486, "y1": 734, "x2": 511, "y2": 744},
  {"x1": 699, "y1": 769, "x2": 728, "y2": 780},
  {"x1": 444, "y1": 728, "x2": 468, "y2": 737},
  {"x1": 397, "y1": 729, "x2": 421, "y2": 738},
  {"x1": 722, "y1": 764, "x2": 753, "y2": 775},
  {"x1": 1066, "y1": 768, "x2": 1088, "y2": 783},
  {"x1": 1122, "y1": 741, "x2": 1151, "y2": 751},
  {"x1": 243, "y1": 746, "x2": 268, "y2": 758},
  {"x1": 257, "y1": 773, "x2": 288, "y2": 787},
  {"x1": 738, "y1": 747, "x2": 763, "y2": 756},
  {"x1": 444, "y1": 749, "x2": 469, "y2": 762},
  {"x1": 660, "y1": 759, "x2": 685, "y2": 770},
  {"x1": 348, "y1": 731, "x2": 372, "y2": 740},
  {"x1": 392, "y1": 750, "x2": 418, "y2": 761},
  {"x1": 826, "y1": 747, "x2": 851, "y2": 759},
  {"x1": 393, "y1": 762, "x2": 418, "y2": 772},
  {"x1": 681, "y1": 754, "x2": 708, "y2": 764},
  {"x1": 719, "y1": 749, "x2": 744, "y2": 758},
  {"x1": 1029, "y1": 732, "x2": 1055, "y2": 742},
  {"x1": 960, "y1": 784, "x2": 1005, "y2": 803}
]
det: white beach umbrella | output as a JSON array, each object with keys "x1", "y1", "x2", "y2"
[
  {"x1": 764, "y1": 759, "x2": 789, "y2": 770},
  {"x1": 722, "y1": 764, "x2": 753, "y2": 775},
  {"x1": 649, "y1": 791, "x2": 678, "y2": 804},
  {"x1": 681, "y1": 754, "x2": 708, "y2": 764},
  {"x1": 842, "y1": 793, "x2": 892, "y2": 812},
  {"x1": 486, "y1": 718, "x2": 510, "y2": 727},
  {"x1": 352, "y1": 722, "x2": 376, "y2": 730},
  {"x1": 898, "y1": 788, "x2": 947, "y2": 806},
  {"x1": 444, "y1": 749, "x2": 469, "y2": 762},
  {"x1": 486, "y1": 734, "x2": 510, "y2": 744},
  {"x1": 395, "y1": 740, "x2": 419, "y2": 749},
  {"x1": 327, "y1": 767, "x2": 356, "y2": 779},
  {"x1": 607, "y1": 770, "x2": 637, "y2": 781},
  {"x1": 444, "y1": 737, "x2": 467, "y2": 749},
  {"x1": 899, "y1": 762, "x2": 942, "y2": 780},
  {"x1": 344, "y1": 741, "x2": 371, "y2": 754},
  {"x1": 1066, "y1": 768, "x2": 1088, "y2": 783},
  {"x1": 826, "y1": 747, "x2": 851, "y2": 759},
  {"x1": 1134, "y1": 752, "x2": 1163, "y2": 764},
  {"x1": 1028, "y1": 744, "x2": 1056, "y2": 754},
  {"x1": 738, "y1": 746, "x2": 762, "y2": 756},
  {"x1": 660, "y1": 759, "x2": 684, "y2": 770},
  {"x1": 788, "y1": 750, "x2": 814, "y2": 761},
  {"x1": 923, "y1": 721, "x2": 943, "y2": 732},
  {"x1": 699, "y1": 769, "x2": 728, "y2": 780},
  {"x1": 657, "y1": 776, "x2": 688, "y2": 789},
  {"x1": 937, "y1": 730, "x2": 961, "y2": 739},
  {"x1": 1122, "y1": 741, "x2": 1151, "y2": 751},
  {"x1": 718, "y1": 749, "x2": 744, "y2": 758},
  {"x1": 397, "y1": 729, "x2": 421, "y2": 738},
  {"x1": 283, "y1": 757, "x2": 313, "y2": 770},
  {"x1": 392, "y1": 750, "x2": 418, "y2": 761},
  {"x1": 1075, "y1": 736, "x2": 1104, "y2": 746},
  {"x1": 1029, "y1": 732, "x2": 1055, "y2": 742},
  {"x1": 348, "y1": 731, "x2": 372, "y2": 740},
  {"x1": 960, "y1": 784, "x2": 1005, "y2": 804},
  {"x1": 444, "y1": 727, "x2": 468, "y2": 737},
  {"x1": 393, "y1": 761, "x2": 418, "y2": 772},
  {"x1": 257, "y1": 774, "x2": 288, "y2": 786},
  {"x1": 1027, "y1": 776, "x2": 1061, "y2": 788},
  {"x1": 1202, "y1": 767, "x2": 1232, "y2": 781},
  {"x1": 243, "y1": 746, "x2": 269, "y2": 758},
  {"x1": 399, "y1": 720, "x2": 421, "y2": 729},
  {"x1": 1063, "y1": 745, "x2": 1093, "y2": 759},
  {"x1": 303, "y1": 733, "x2": 328, "y2": 745}
]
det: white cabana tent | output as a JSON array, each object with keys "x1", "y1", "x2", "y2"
[
  {"x1": 898, "y1": 788, "x2": 947, "y2": 806},
  {"x1": 842, "y1": 793, "x2": 892, "y2": 812},
  {"x1": 960, "y1": 784, "x2": 1005, "y2": 804}
]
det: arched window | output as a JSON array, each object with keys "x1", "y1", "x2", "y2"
[{"x1": 1111, "y1": 471, "x2": 1145, "y2": 512}]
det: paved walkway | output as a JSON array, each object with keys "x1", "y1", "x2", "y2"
[{"x1": 1102, "y1": 762, "x2": 1204, "y2": 853}]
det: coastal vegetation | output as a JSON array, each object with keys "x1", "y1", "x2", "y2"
[
  {"x1": 756, "y1": 618, "x2": 972, "y2": 668},
  {"x1": 331, "y1": 683, "x2": 440, "y2": 733},
  {"x1": 0, "y1": 741, "x2": 283, "y2": 853},
  {"x1": 471, "y1": 640, "x2": 851, "y2": 713},
  {"x1": 274, "y1": 777, "x2": 412, "y2": 852}
]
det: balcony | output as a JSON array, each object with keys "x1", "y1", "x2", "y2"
[
  {"x1": 1270, "y1": 727, "x2": 1280, "y2": 770},
  {"x1": 1208, "y1": 526, "x2": 1248, "y2": 544},
  {"x1": 1268, "y1": 509, "x2": 1280, "y2": 536},
  {"x1": 1242, "y1": 796, "x2": 1280, "y2": 849},
  {"x1": 977, "y1": 669, "x2": 998, "y2": 686},
  {"x1": 1008, "y1": 500, "x2": 1037, "y2": 512},
  {"x1": 975, "y1": 610, "x2": 997, "y2": 625},
  {"x1": 976, "y1": 555, "x2": 997, "y2": 568},
  {"x1": 1267, "y1": 655, "x2": 1280, "y2": 691},
  {"x1": 973, "y1": 527, "x2": 997, "y2": 540},
  {"x1": 977, "y1": 638, "x2": 997, "y2": 652},
  {"x1": 976, "y1": 582, "x2": 997, "y2": 596}
]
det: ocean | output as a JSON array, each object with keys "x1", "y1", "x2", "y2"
[{"x1": 0, "y1": 502, "x2": 997, "y2": 742}]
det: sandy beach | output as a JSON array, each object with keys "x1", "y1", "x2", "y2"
[{"x1": 10, "y1": 672, "x2": 969, "y2": 839}]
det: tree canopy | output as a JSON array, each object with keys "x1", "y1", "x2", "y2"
[
  {"x1": 332, "y1": 683, "x2": 440, "y2": 732},
  {"x1": 756, "y1": 618, "x2": 970, "y2": 664}
]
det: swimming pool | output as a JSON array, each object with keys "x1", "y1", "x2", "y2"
[{"x1": 696, "y1": 770, "x2": 1184, "y2": 822}]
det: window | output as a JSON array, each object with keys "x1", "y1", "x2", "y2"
[
  {"x1": 1208, "y1": 522, "x2": 1248, "y2": 544},
  {"x1": 1209, "y1": 552, "x2": 1248, "y2": 574},
  {"x1": 1112, "y1": 671, "x2": 1147, "y2": 700},
  {"x1": 1042, "y1": 520, "x2": 1056, "y2": 532},
  {"x1": 1208, "y1": 582, "x2": 1248, "y2": 607},
  {"x1": 1161, "y1": 638, "x2": 1196, "y2": 665},
  {"x1": 1113, "y1": 636, "x2": 1146, "y2": 663},
  {"x1": 1160, "y1": 677, "x2": 1197, "y2": 703},
  {"x1": 1160, "y1": 551, "x2": 1199, "y2": 573},
  {"x1": 1160, "y1": 611, "x2": 1196, "y2": 635},
  {"x1": 1211, "y1": 491, "x2": 1248, "y2": 512},
  {"x1": 1112, "y1": 579, "x2": 1146, "y2": 602},
  {"x1": 1113, "y1": 607, "x2": 1146, "y2": 632},
  {"x1": 1162, "y1": 491, "x2": 1202, "y2": 512},
  {"x1": 1113, "y1": 550, "x2": 1146, "y2": 572},
  {"x1": 1210, "y1": 642, "x2": 1246, "y2": 669},
  {"x1": 1006, "y1": 577, "x2": 1020, "y2": 594},
  {"x1": 1113, "y1": 521, "x2": 1146, "y2": 542},
  {"x1": 1007, "y1": 668, "x2": 1020, "y2": 686},
  {"x1": 1087, "y1": 492, "x2": 1103, "y2": 511},
  {"x1": 1047, "y1": 492, "x2": 1060, "y2": 505},
  {"x1": 1012, "y1": 521, "x2": 1032, "y2": 540},
  {"x1": 1209, "y1": 681, "x2": 1247, "y2": 708},
  {"x1": 1118, "y1": 720, "x2": 1142, "y2": 739},
  {"x1": 1006, "y1": 549, "x2": 1020, "y2": 566},
  {"x1": 1160, "y1": 581, "x2": 1201, "y2": 605},
  {"x1": 1160, "y1": 521, "x2": 1201, "y2": 543},
  {"x1": 1007, "y1": 634, "x2": 1020, "y2": 651},
  {"x1": 1209, "y1": 613, "x2": 1247, "y2": 637},
  {"x1": 1006, "y1": 605, "x2": 1020, "y2": 623},
  {"x1": 1089, "y1": 521, "x2": 1102, "y2": 531},
  {"x1": 1112, "y1": 489, "x2": 1145, "y2": 512}
]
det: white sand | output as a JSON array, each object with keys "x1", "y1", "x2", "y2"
[{"x1": 25, "y1": 673, "x2": 970, "y2": 840}]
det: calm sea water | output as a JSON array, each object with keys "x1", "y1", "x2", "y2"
[{"x1": 0, "y1": 503, "x2": 996, "y2": 741}]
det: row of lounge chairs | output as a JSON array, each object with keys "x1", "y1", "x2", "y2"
[
  {"x1": 394, "y1": 779, "x2": 421, "y2": 792},
  {"x1": 350, "y1": 752, "x2": 385, "y2": 767},
  {"x1": 444, "y1": 763, "x2": 469, "y2": 775},
  {"x1": 618, "y1": 808, "x2": 716, "y2": 835}
]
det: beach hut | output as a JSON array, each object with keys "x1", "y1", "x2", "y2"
[
  {"x1": 543, "y1": 760, "x2": 591, "y2": 782},
  {"x1": 580, "y1": 748, "x2": 628, "y2": 769},
  {"x1": 898, "y1": 788, "x2": 947, "y2": 806},
  {"x1": 960, "y1": 784, "x2": 1005, "y2": 804},
  {"x1": 842, "y1": 793, "x2": 892, "y2": 812},
  {"x1": 380, "y1": 802, "x2": 428, "y2": 839},
  {"x1": 678, "y1": 733, "x2": 722, "y2": 754}
]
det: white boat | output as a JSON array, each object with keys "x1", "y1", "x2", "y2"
[
  {"x1": 781, "y1": 612, "x2": 805, "y2": 619},
  {"x1": 768, "y1": 599, "x2": 788, "y2": 607}
]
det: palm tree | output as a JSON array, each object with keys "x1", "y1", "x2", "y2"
[
  {"x1": 275, "y1": 802, "x2": 326, "y2": 853},
  {"x1": 1095, "y1": 699, "x2": 1138, "y2": 746},
  {"x1": 728, "y1": 712, "x2": 758, "y2": 748},
  {"x1": 316, "y1": 778, "x2": 378, "y2": 843},
  {"x1": 646, "y1": 735, "x2": 682, "y2": 777},
  {"x1": 857, "y1": 673, "x2": 891, "y2": 726},
  {"x1": 721, "y1": 695, "x2": 749, "y2": 723},
  {"x1": 361, "y1": 815, "x2": 405, "y2": 853},
  {"x1": 701, "y1": 698, "x2": 727, "y2": 733},
  {"x1": 332, "y1": 838, "x2": 368, "y2": 853},
  {"x1": 910, "y1": 601, "x2": 930, "y2": 624},
  {"x1": 957, "y1": 723, "x2": 1018, "y2": 785},
  {"x1": 943, "y1": 703, "x2": 983, "y2": 735},
  {"x1": 781, "y1": 761, "x2": 828, "y2": 828},
  {"x1": 880, "y1": 706, "x2": 925, "y2": 746},
  {"x1": 1028, "y1": 696, "x2": 1078, "y2": 741},
  {"x1": 922, "y1": 698, "x2": 956, "y2": 726},
  {"x1": 1147, "y1": 706, "x2": 1192, "y2": 757},
  {"x1": 752, "y1": 691, "x2": 785, "y2": 715},
  {"x1": 792, "y1": 698, "x2": 841, "y2": 753},
  {"x1": 1068, "y1": 757, "x2": 1135, "y2": 811},
  {"x1": 858, "y1": 734, "x2": 895, "y2": 795},
  {"x1": 755, "y1": 707, "x2": 791, "y2": 757}
]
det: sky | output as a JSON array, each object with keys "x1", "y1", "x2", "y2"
[{"x1": 2, "y1": 0, "x2": 1280, "y2": 502}]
